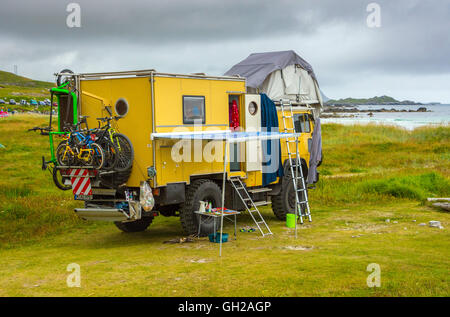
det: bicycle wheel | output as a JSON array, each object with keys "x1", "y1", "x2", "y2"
[
  {"x1": 52, "y1": 166, "x2": 72, "y2": 191},
  {"x1": 89, "y1": 143, "x2": 105, "y2": 170},
  {"x1": 56, "y1": 141, "x2": 74, "y2": 167},
  {"x1": 113, "y1": 133, "x2": 134, "y2": 172},
  {"x1": 98, "y1": 137, "x2": 119, "y2": 171},
  {"x1": 56, "y1": 69, "x2": 74, "y2": 87}
]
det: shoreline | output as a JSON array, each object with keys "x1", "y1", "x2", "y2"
[{"x1": 321, "y1": 105, "x2": 430, "y2": 119}]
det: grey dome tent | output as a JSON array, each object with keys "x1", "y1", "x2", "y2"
[{"x1": 224, "y1": 50, "x2": 323, "y2": 117}]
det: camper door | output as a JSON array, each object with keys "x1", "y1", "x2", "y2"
[{"x1": 244, "y1": 94, "x2": 262, "y2": 172}]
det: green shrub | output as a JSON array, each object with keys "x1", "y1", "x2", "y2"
[{"x1": 360, "y1": 172, "x2": 450, "y2": 201}]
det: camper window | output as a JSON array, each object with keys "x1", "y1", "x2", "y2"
[
  {"x1": 294, "y1": 114, "x2": 311, "y2": 133},
  {"x1": 183, "y1": 96, "x2": 205, "y2": 124},
  {"x1": 115, "y1": 98, "x2": 129, "y2": 117}
]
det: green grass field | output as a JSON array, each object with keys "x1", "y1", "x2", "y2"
[{"x1": 0, "y1": 115, "x2": 449, "y2": 296}]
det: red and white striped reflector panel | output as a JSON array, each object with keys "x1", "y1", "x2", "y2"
[{"x1": 69, "y1": 169, "x2": 93, "y2": 196}]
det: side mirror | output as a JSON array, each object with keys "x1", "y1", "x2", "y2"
[{"x1": 105, "y1": 106, "x2": 113, "y2": 116}]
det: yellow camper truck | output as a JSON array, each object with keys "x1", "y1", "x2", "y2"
[{"x1": 45, "y1": 52, "x2": 322, "y2": 235}]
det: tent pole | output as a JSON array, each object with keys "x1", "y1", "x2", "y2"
[{"x1": 220, "y1": 140, "x2": 228, "y2": 257}]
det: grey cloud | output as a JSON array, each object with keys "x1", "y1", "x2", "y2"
[
  {"x1": 0, "y1": 0, "x2": 366, "y2": 43},
  {"x1": 0, "y1": 0, "x2": 449, "y2": 102}
]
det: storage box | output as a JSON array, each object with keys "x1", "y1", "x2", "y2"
[{"x1": 208, "y1": 232, "x2": 228, "y2": 243}]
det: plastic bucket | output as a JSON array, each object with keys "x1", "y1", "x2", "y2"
[{"x1": 286, "y1": 213, "x2": 297, "y2": 228}]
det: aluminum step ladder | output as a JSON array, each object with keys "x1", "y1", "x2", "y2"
[
  {"x1": 229, "y1": 177, "x2": 273, "y2": 237},
  {"x1": 279, "y1": 99, "x2": 312, "y2": 227}
]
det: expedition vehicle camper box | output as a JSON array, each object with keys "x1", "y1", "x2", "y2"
[{"x1": 48, "y1": 50, "x2": 322, "y2": 235}]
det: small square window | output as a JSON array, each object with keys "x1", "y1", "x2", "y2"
[
  {"x1": 183, "y1": 96, "x2": 205, "y2": 124},
  {"x1": 294, "y1": 114, "x2": 311, "y2": 133}
]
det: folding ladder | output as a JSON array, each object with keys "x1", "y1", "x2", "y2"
[
  {"x1": 279, "y1": 99, "x2": 312, "y2": 226},
  {"x1": 229, "y1": 177, "x2": 273, "y2": 237}
]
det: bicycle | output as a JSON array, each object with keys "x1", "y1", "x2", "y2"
[
  {"x1": 96, "y1": 106, "x2": 134, "y2": 172},
  {"x1": 28, "y1": 126, "x2": 72, "y2": 191},
  {"x1": 56, "y1": 123, "x2": 105, "y2": 169},
  {"x1": 92, "y1": 116, "x2": 120, "y2": 171}
]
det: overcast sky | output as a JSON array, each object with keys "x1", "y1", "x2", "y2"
[{"x1": 0, "y1": 0, "x2": 449, "y2": 103}]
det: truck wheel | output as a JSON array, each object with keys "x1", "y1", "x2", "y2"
[
  {"x1": 180, "y1": 179, "x2": 222, "y2": 236},
  {"x1": 114, "y1": 217, "x2": 153, "y2": 232},
  {"x1": 99, "y1": 168, "x2": 132, "y2": 188},
  {"x1": 272, "y1": 163, "x2": 308, "y2": 220}
]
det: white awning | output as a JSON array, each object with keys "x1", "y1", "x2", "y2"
[{"x1": 151, "y1": 130, "x2": 300, "y2": 143}]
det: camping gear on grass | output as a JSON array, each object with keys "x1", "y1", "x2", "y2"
[
  {"x1": 286, "y1": 213, "x2": 298, "y2": 228},
  {"x1": 163, "y1": 236, "x2": 196, "y2": 244},
  {"x1": 240, "y1": 226, "x2": 256, "y2": 232},
  {"x1": 209, "y1": 232, "x2": 229, "y2": 243}
]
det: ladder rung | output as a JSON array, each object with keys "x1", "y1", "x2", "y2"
[
  {"x1": 248, "y1": 187, "x2": 272, "y2": 194},
  {"x1": 253, "y1": 201, "x2": 270, "y2": 206}
]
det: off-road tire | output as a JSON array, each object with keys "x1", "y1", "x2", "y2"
[
  {"x1": 114, "y1": 217, "x2": 153, "y2": 232},
  {"x1": 99, "y1": 168, "x2": 132, "y2": 188},
  {"x1": 179, "y1": 179, "x2": 222, "y2": 236},
  {"x1": 272, "y1": 162, "x2": 308, "y2": 220}
]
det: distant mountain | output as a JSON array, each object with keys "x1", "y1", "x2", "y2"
[
  {"x1": 320, "y1": 89, "x2": 330, "y2": 103},
  {"x1": 326, "y1": 95, "x2": 424, "y2": 106}
]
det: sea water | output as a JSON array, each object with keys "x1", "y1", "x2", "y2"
[{"x1": 321, "y1": 104, "x2": 450, "y2": 130}]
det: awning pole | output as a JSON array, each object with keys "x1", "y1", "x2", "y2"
[{"x1": 220, "y1": 140, "x2": 228, "y2": 257}]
